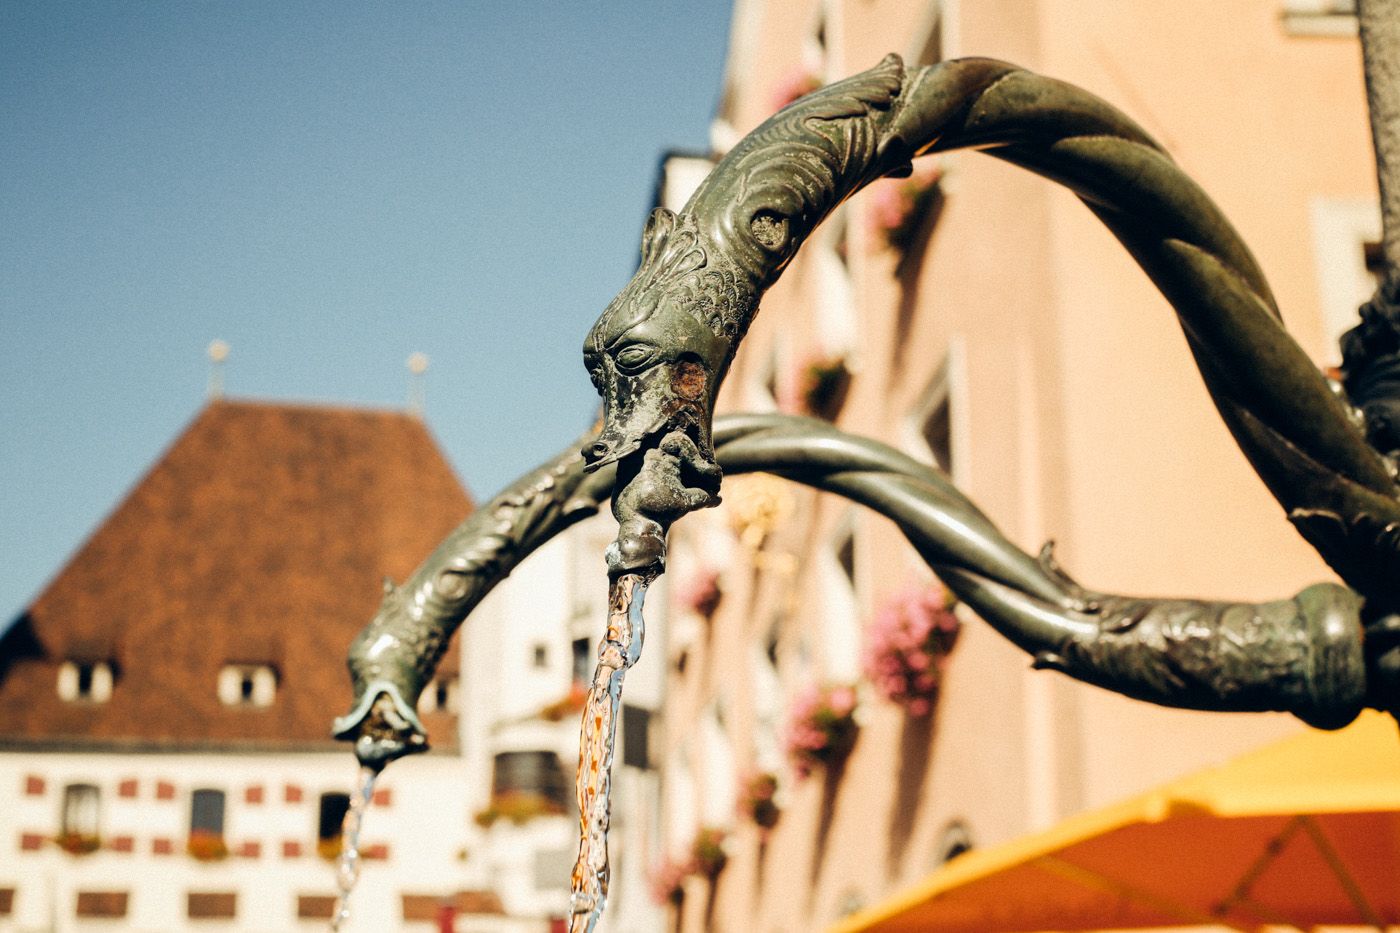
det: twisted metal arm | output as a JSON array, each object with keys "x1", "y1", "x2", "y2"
[
  {"x1": 337, "y1": 415, "x2": 1378, "y2": 767},
  {"x1": 583, "y1": 55, "x2": 1400, "y2": 607},
  {"x1": 715, "y1": 416, "x2": 1367, "y2": 731},
  {"x1": 333, "y1": 430, "x2": 615, "y2": 766}
]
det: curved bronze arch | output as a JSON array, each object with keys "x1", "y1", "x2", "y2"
[
  {"x1": 336, "y1": 414, "x2": 1376, "y2": 769},
  {"x1": 582, "y1": 55, "x2": 1400, "y2": 601}
]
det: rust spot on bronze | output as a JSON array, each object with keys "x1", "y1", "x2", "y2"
[{"x1": 671, "y1": 359, "x2": 707, "y2": 401}]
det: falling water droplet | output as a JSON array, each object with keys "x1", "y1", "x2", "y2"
[
  {"x1": 569, "y1": 573, "x2": 649, "y2": 933},
  {"x1": 330, "y1": 765, "x2": 378, "y2": 931}
]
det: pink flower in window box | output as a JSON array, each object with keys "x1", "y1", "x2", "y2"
[
  {"x1": 783, "y1": 683, "x2": 859, "y2": 779},
  {"x1": 676, "y1": 566, "x2": 723, "y2": 618},
  {"x1": 869, "y1": 160, "x2": 944, "y2": 253},
  {"x1": 862, "y1": 582, "x2": 961, "y2": 716}
]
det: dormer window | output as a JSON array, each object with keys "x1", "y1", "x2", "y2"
[
  {"x1": 57, "y1": 661, "x2": 113, "y2": 703},
  {"x1": 217, "y1": 664, "x2": 276, "y2": 707}
]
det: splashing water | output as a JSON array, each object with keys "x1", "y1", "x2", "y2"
[
  {"x1": 330, "y1": 765, "x2": 378, "y2": 931},
  {"x1": 569, "y1": 573, "x2": 649, "y2": 933}
]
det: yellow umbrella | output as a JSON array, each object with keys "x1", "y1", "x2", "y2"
[{"x1": 833, "y1": 712, "x2": 1400, "y2": 932}]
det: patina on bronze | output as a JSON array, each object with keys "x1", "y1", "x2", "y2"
[
  {"x1": 340, "y1": 52, "x2": 1400, "y2": 761},
  {"x1": 583, "y1": 55, "x2": 1398, "y2": 592},
  {"x1": 574, "y1": 53, "x2": 1400, "y2": 719},
  {"x1": 335, "y1": 414, "x2": 1384, "y2": 770}
]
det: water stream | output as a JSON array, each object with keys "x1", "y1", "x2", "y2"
[
  {"x1": 330, "y1": 764, "x2": 378, "y2": 931},
  {"x1": 569, "y1": 572, "x2": 649, "y2": 933}
]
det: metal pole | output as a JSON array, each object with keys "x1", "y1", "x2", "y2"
[{"x1": 1360, "y1": 0, "x2": 1400, "y2": 285}]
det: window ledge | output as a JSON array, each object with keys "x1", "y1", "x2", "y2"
[{"x1": 1282, "y1": 12, "x2": 1358, "y2": 37}]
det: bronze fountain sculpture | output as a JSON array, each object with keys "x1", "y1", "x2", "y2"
[{"x1": 334, "y1": 20, "x2": 1400, "y2": 931}]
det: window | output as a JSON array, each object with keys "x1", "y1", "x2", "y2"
[
  {"x1": 835, "y1": 529, "x2": 856, "y2": 588},
  {"x1": 820, "y1": 518, "x2": 861, "y2": 680},
  {"x1": 60, "y1": 783, "x2": 101, "y2": 852},
  {"x1": 417, "y1": 675, "x2": 459, "y2": 715},
  {"x1": 187, "y1": 788, "x2": 226, "y2": 860},
  {"x1": 621, "y1": 704, "x2": 653, "y2": 770},
  {"x1": 296, "y1": 895, "x2": 336, "y2": 920},
  {"x1": 571, "y1": 637, "x2": 593, "y2": 686},
  {"x1": 921, "y1": 392, "x2": 952, "y2": 474},
  {"x1": 812, "y1": 209, "x2": 857, "y2": 369},
  {"x1": 751, "y1": 632, "x2": 783, "y2": 771},
  {"x1": 75, "y1": 891, "x2": 128, "y2": 919},
  {"x1": 1310, "y1": 198, "x2": 1383, "y2": 360},
  {"x1": 218, "y1": 664, "x2": 275, "y2": 707},
  {"x1": 318, "y1": 792, "x2": 350, "y2": 858},
  {"x1": 491, "y1": 751, "x2": 570, "y2": 812},
  {"x1": 905, "y1": 342, "x2": 967, "y2": 481},
  {"x1": 665, "y1": 746, "x2": 697, "y2": 844},
  {"x1": 699, "y1": 703, "x2": 736, "y2": 825},
  {"x1": 532, "y1": 643, "x2": 549, "y2": 669},
  {"x1": 186, "y1": 892, "x2": 236, "y2": 920},
  {"x1": 57, "y1": 660, "x2": 113, "y2": 703}
]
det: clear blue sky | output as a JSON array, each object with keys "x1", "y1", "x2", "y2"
[{"x1": 0, "y1": 2, "x2": 735, "y2": 624}]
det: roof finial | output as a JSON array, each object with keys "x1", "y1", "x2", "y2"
[
  {"x1": 207, "y1": 340, "x2": 230, "y2": 399},
  {"x1": 407, "y1": 352, "x2": 429, "y2": 416}
]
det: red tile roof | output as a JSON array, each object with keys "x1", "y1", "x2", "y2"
[{"x1": 0, "y1": 399, "x2": 472, "y2": 750}]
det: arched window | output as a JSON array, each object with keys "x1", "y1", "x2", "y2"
[
  {"x1": 490, "y1": 751, "x2": 569, "y2": 812},
  {"x1": 187, "y1": 789, "x2": 227, "y2": 860},
  {"x1": 190, "y1": 789, "x2": 225, "y2": 836},
  {"x1": 59, "y1": 783, "x2": 101, "y2": 853}
]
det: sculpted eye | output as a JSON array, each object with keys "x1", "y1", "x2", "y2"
[
  {"x1": 614, "y1": 344, "x2": 659, "y2": 374},
  {"x1": 582, "y1": 350, "x2": 604, "y2": 390}
]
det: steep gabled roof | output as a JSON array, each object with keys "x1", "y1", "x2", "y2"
[{"x1": 0, "y1": 399, "x2": 473, "y2": 751}]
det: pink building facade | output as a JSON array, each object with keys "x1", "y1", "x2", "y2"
[{"x1": 651, "y1": 2, "x2": 1380, "y2": 929}]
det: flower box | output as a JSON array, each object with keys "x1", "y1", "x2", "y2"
[
  {"x1": 54, "y1": 832, "x2": 100, "y2": 856},
  {"x1": 186, "y1": 830, "x2": 228, "y2": 862},
  {"x1": 737, "y1": 771, "x2": 780, "y2": 832},
  {"x1": 538, "y1": 683, "x2": 589, "y2": 721},
  {"x1": 690, "y1": 827, "x2": 728, "y2": 880},
  {"x1": 472, "y1": 790, "x2": 567, "y2": 828},
  {"x1": 784, "y1": 683, "x2": 859, "y2": 779}
]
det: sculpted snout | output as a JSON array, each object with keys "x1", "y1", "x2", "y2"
[{"x1": 581, "y1": 432, "x2": 644, "y2": 471}]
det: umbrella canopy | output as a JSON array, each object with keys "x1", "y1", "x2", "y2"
[{"x1": 833, "y1": 712, "x2": 1400, "y2": 932}]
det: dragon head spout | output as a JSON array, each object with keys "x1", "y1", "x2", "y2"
[
  {"x1": 583, "y1": 209, "x2": 755, "y2": 569},
  {"x1": 582, "y1": 58, "x2": 912, "y2": 574}
]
